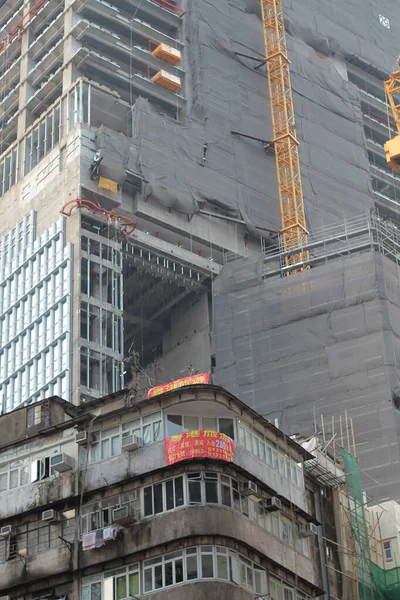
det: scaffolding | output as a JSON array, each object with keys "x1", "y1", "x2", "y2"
[
  {"x1": 224, "y1": 210, "x2": 400, "y2": 277},
  {"x1": 342, "y1": 449, "x2": 400, "y2": 600}
]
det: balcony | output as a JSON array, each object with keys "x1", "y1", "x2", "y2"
[
  {"x1": 83, "y1": 439, "x2": 308, "y2": 513},
  {"x1": 79, "y1": 505, "x2": 316, "y2": 587}
]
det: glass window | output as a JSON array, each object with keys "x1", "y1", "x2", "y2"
[
  {"x1": 143, "y1": 476, "x2": 184, "y2": 517},
  {"x1": 280, "y1": 519, "x2": 292, "y2": 545},
  {"x1": 165, "y1": 476, "x2": 184, "y2": 510},
  {"x1": 219, "y1": 418, "x2": 234, "y2": 439},
  {"x1": 128, "y1": 566, "x2": 139, "y2": 596},
  {"x1": 167, "y1": 414, "x2": 182, "y2": 437},
  {"x1": 284, "y1": 588, "x2": 294, "y2": 600},
  {"x1": 0, "y1": 472, "x2": 7, "y2": 492},
  {"x1": 217, "y1": 552, "x2": 228, "y2": 579},
  {"x1": 221, "y1": 477, "x2": 232, "y2": 507},
  {"x1": 186, "y1": 550, "x2": 198, "y2": 580},
  {"x1": 144, "y1": 568, "x2": 153, "y2": 592},
  {"x1": 144, "y1": 486, "x2": 153, "y2": 517},
  {"x1": 205, "y1": 472, "x2": 218, "y2": 503},
  {"x1": 175, "y1": 558, "x2": 184, "y2": 583},
  {"x1": 154, "y1": 483, "x2": 163, "y2": 514},
  {"x1": 115, "y1": 575, "x2": 126, "y2": 600},
  {"x1": 142, "y1": 412, "x2": 162, "y2": 445},
  {"x1": 203, "y1": 417, "x2": 217, "y2": 431},
  {"x1": 384, "y1": 540, "x2": 393, "y2": 563},
  {"x1": 188, "y1": 473, "x2": 202, "y2": 504},
  {"x1": 200, "y1": 548, "x2": 214, "y2": 578},
  {"x1": 184, "y1": 416, "x2": 199, "y2": 431}
]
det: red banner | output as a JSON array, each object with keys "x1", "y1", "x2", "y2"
[
  {"x1": 147, "y1": 373, "x2": 210, "y2": 398},
  {"x1": 165, "y1": 430, "x2": 234, "y2": 465}
]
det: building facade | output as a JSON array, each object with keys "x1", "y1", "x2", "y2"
[
  {"x1": 1, "y1": 0, "x2": 400, "y2": 501},
  {"x1": 0, "y1": 384, "x2": 355, "y2": 600}
]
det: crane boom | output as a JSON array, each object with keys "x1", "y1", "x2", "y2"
[
  {"x1": 384, "y1": 70, "x2": 400, "y2": 172},
  {"x1": 260, "y1": 0, "x2": 309, "y2": 273}
]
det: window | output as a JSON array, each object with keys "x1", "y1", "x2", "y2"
[
  {"x1": 237, "y1": 421, "x2": 304, "y2": 488},
  {"x1": 27, "y1": 404, "x2": 42, "y2": 427},
  {"x1": 384, "y1": 540, "x2": 393, "y2": 563},
  {"x1": 0, "y1": 215, "x2": 73, "y2": 412},
  {"x1": 0, "y1": 460, "x2": 29, "y2": 493},
  {"x1": 280, "y1": 518, "x2": 292, "y2": 546},
  {"x1": 166, "y1": 414, "x2": 235, "y2": 439},
  {"x1": 27, "y1": 523, "x2": 50, "y2": 553},
  {"x1": 31, "y1": 457, "x2": 50, "y2": 482},
  {"x1": 104, "y1": 564, "x2": 140, "y2": 600},
  {"x1": 81, "y1": 579, "x2": 102, "y2": 600},
  {"x1": 143, "y1": 411, "x2": 162, "y2": 445},
  {"x1": 81, "y1": 490, "x2": 140, "y2": 534},
  {"x1": 140, "y1": 546, "x2": 266, "y2": 594},
  {"x1": 187, "y1": 472, "x2": 241, "y2": 510},
  {"x1": 123, "y1": 411, "x2": 163, "y2": 446},
  {"x1": 143, "y1": 476, "x2": 184, "y2": 517},
  {"x1": 90, "y1": 427, "x2": 121, "y2": 463},
  {"x1": 88, "y1": 412, "x2": 163, "y2": 464},
  {"x1": 5, "y1": 535, "x2": 18, "y2": 561}
]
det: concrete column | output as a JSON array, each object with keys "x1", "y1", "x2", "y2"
[
  {"x1": 17, "y1": 0, "x2": 35, "y2": 138},
  {"x1": 62, "y1": 0, "x2": 80, "y2": 92}
]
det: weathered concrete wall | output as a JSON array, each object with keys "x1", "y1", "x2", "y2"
[
  {"x1": 79, "y1": 506, "x2": 316, "y2": 586},
  {"x1": 147, "y1": 582, "x2": 257, "y2": 600},
  {"x1": 155, "y1": 291, "x2": 212, "y2": 381},
  {"x1": 83, "y1": 440, "x2": 307, "y2": 513},
  {"x1": 0, "y1": 430, "x2": 77, "y2": 520},
  {"x1": 0, "y1": 545, "x2": 71, "y2": 591}
]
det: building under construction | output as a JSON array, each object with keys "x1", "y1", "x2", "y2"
[{"x1": 1, "y1": 0, "x2": 400, "y2": 504}]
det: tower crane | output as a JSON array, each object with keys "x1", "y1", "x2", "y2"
[
  {"x1": 384, "y1": 67, "x2": 400, "y2": 172},
  {"x1": 260, "y1": 0, "x2": 309, "y2": 274}
]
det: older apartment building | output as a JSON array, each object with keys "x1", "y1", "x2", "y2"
[{"x1": 0, "y1": 383, "x2": 355, "y2": 600}]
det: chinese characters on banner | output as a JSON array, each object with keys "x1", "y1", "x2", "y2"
[
  {"x1": 147, "y1": 373, "x2": 210, "y2": 399},
  {"x1": 165, "y1": 430, "x2": 234, "y2": 465}
]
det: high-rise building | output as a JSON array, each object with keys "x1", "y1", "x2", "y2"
[{"x1": 1, "y1": 0, "x2": 400, "y2": 501}]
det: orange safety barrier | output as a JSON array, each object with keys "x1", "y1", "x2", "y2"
[
  {"x1": 0, "y1": 0, "x2": 51, "y2": 54},
  {"x1": 150, "y1": 0, "x2": 186, "y2": 18}
]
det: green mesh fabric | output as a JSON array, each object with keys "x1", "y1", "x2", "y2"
[{"x1": 341, "y1": 449, "x2": 400, "y2": 600}]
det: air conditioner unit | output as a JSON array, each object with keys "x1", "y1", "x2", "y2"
[
  {"x1": 112, "y1": 505, "x2": 136, "y2": 525},
  {"x1": 0, "y1": 525, "x2": 15, "y2": 538},
  {"x1": 263, "y1": 497, "x2": 282, "y2": 512},
  {"x1": 121, "y1": 434, "x2": 142, "y2": 451},
  {"x1": 240, "y1": 480, "x2": 258, "y2": 495},
  {"x1": 75, "y1": 431, "x2": 90, "y2": 446},
  {"x1": 50, "y1": 453, "x2": 74, "y2": 473},
  {"x1": 300, "y1": 523, "x2": 319, "y2": 537},
  {"x1": 42, "y1": 509, "x2": 60, "y2": 522}
]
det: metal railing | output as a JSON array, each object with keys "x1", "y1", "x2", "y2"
[{"x1": 224, "y1": 210, "x2": 400, "y2": 278}]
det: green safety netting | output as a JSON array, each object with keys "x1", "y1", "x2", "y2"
[{"x1": 341, "y1": 449, "x2": 400, "y2": 600}]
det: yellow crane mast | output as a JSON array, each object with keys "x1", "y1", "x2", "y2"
[
  {"x1": 260, "y1": 0, "x2": 309, "y2": 273},
  {"x1": 384, "y1": 69, "x2": 400, "y2": 172}
]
